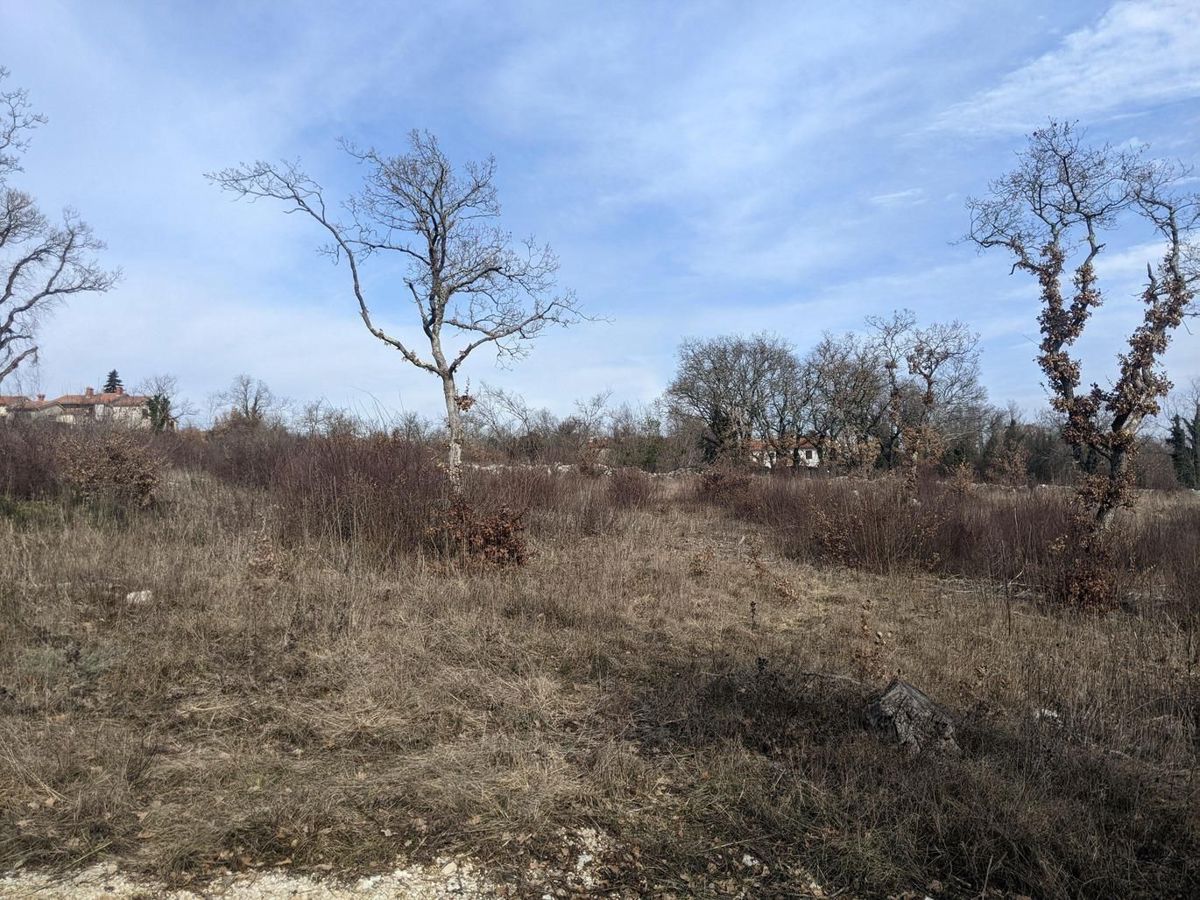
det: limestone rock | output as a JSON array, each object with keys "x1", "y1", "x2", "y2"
[{"x1": 866, "y1": 678, "x2": 959, "y2": 756}]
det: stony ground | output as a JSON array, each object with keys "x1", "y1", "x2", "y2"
[
  {"x1": 1, "y1": 845, "x2": 828, "y2": 899},
  {"x1": 2, "y1": 859, "x2": 498, "y2": 899}
]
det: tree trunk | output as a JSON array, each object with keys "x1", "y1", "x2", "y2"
[
  {"x1": 441, "y1": 373, "x2": 464, "y2": 493},
  {"x1": 1095, "y1": 446, "x2": 1131, "y2": 531},
  {"x1": 1185, "y1": 408, "x2": 1195, "y2": 489}
]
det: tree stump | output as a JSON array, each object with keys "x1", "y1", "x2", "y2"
[{"x1": 866, "y1": 678, "x2": 959, "y2": 757}]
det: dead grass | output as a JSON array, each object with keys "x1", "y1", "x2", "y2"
[{"x1": 0, "y1": 459, "x2": 1197, "y2": 898}]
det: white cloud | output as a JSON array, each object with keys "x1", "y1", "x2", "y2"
[
  {"x1": 936, "y1": 0, "x2": 1200, "y2": 133},
  {"x1": 870, "y1": 188, "x2": 927, "y2": 207},
  {"x1": 3, "y1": 1, "x2": 1197, "y2": 421}
]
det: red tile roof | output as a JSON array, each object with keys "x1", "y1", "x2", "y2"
[
  {"x1": 45, "y1": 391, "x2": 148, "y2": 407},
  {"x1": 0, "y1": 395, "x2": 47, "y2": 410},
  {"x1": 1, "y1": 390, "x2": 149, "y2": 410}
]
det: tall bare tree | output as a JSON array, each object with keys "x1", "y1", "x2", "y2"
[
  {"x1": 209, "y1": 131, "x2": 582, "y2": 488},
  {"x1": 666, "y1": 333, "x2": 797, "y2": 461},
  {"x1": 867, "y1": 310, "x2": 984, "y2": 468},
  {"x1": 0, "y1": 68, "x2": 117, "y2": 386},
  {"x1": 968, "y1": 122, "x2": 1198, "y2": 529},
  {"x1": 803, "y1": 331, "x2": 888, "y2": 468}
]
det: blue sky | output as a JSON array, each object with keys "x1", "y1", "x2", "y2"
[{"x1": 3, "y1": 0, "x2": 1198, "y2": 422}]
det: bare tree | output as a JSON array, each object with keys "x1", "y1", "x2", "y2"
[
  {"x1": 968, "y1": 122, "x2": 1198, "y2": 528},
  {"x1": 0, "y1": 68, "x2": 117, "y2": 386},
  {"x1": 467, "y1": 384, "x2": 558, "y2": 461},
  {"x1": 867, "y1": 310, "x2": 984, "y2": 468},
  {"x1": 666, "y1": 333, "x2": 798, "y2": 461},
  {"x1": 296, "y1": 399, "x2": 362, "y2": 438},
  {"x1": 866, "y1": 310, "x2": 918, "y2": 468},
  {"x1": 212, "y1": 374, "x2": 287, "y2": 430},
  {"x1": 763, "y1": 347, "x2": 817, "y2": 466},
  {"x1": 209, "y1": 131, "x2": 583, "y2": 489},
  {"x1": 135, "y1": 373, "x2": 197, "y2": 431},
  {"x1": 803, "y1": 331, "x2": 888, "y2": 469}
]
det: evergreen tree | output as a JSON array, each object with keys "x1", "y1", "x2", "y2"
[
  {"x1": 1191, "y1": 409, "x2": 1200, "y2": 489},
  {"x1": 146, "y1": 394, "x2": 173, "y2": 433},
  {"x1": 701, "y1": 405, "x2": 737, "y2": 462},
  {"x1": 102, "y1": 369, "x2": 122, "y2": 393},
  {"x1": 1170, "y1": 408, "x2": 1200, "y2": 489}
]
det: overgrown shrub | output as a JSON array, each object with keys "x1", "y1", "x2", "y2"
[
  {"x1": 464, "y1": 468, "x2": 625, "y2": 538},
  {"x1": 432, "y1": 498, "x2": 527, "y2": 566},
  {"x1": 274, "y1": 435, "x2": 446, "y2": 564},
  {"x1": 197, "y1": 424, "x2": 299, "y2": 489},
  {"x1": 695, "y1": 466, "x2": 752, "y2": 505},
  {"x1": 56, "y1": 429, "x2": 161, "y2": 508},
  {"x1": 467, "y1": 466, "x2": 559, "y2": 511},
  {"x1": 271, "y1": 438, "x2": 547, "y2": 566},
  {"x1": 0, "y1": 422, "x2": 61, "y2": 499}
]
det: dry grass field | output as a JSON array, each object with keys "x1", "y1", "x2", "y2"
[{"x1": 1, "y1": 428, "x2": 1198, "y2": 898}]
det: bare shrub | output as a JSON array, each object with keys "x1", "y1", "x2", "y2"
[
  {"x1": 607, "y1": 468, "x2": 656, "y2": 509},
  {"x1": 1132, "y1": 503, "x2": 1200, "y2": 628},
  {"x1": 464, "y1": 468, "x2": 627, "y2": 539},
  {"x1": 201, "y1": 425, "x2": 299, "y2": 489},
  {"x1": 704, "y1": 472, "x2": 1198, "y2": 610},
  {"x1": 274, "y1": 435, "x2": 446, "y2": 564},
  {"x1": 695, "y1": 466, "x2": 752, "y2": 506},
  {"x1": 0, "y1": 421, "x2": 61, "y2": 499},
  {"x1": 732, "y1": 474, "x2": 944, "y2": 575},
  {"x1": 469, "y1": 465, "x2": 558, "y2": 511}
]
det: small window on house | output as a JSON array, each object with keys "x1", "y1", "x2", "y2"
[{"x1": 805, "y1": 449, "x2": 813, "y2": 460}]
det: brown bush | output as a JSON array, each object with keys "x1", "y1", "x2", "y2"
[
  {"x1": 56, "y1": 429, "x2": 161, "y2": 509},
  {"x1": 467, "y1": 465, "x2": 559, "y2": 511},
  {"x1": 1131, "y1": 502, "x2": 1200, "y2": 627},
  {"x1": 464, "y1": 468, "x2": 626, "y2": 539},
  {"x1": 433, "y1": 498, "x2": 527, "y2": 566},
  {"x1": 1036, "y1": 529, "x2": 1130, "y2": 610},
  {"x1": 189, "y1": 425, "x2": 300, "y2": 489}
]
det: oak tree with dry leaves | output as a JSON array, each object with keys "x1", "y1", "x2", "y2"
[{"x1": 968, "y1": 121, "x2": 1198, "y2": 529}]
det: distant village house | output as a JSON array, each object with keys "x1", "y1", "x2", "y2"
[
  {"x1": 748, "y1": 437, "x2": 820, "y2": 469},
  {"x1": 0, "y1": 386, "x2": 153, "y2": 427}
]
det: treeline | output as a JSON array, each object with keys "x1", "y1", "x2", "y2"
[
  {"x1": 658, "y1": 312, "x2": 1187, "y2": 487},
  {"x1": 192, "y1": 340, "x2": 1185, "y2": 490},
  {"x1": 665, "y1": 311, "x2": 986, "y2": 471}
]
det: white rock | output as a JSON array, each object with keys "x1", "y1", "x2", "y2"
[{"x1": 125, "y1": 590, "x2": 153, "y2": 605}]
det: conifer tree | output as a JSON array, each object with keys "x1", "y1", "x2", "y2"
[{"x1": 1169, "y1": 408, "x2": 1200, "y2": 488}]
